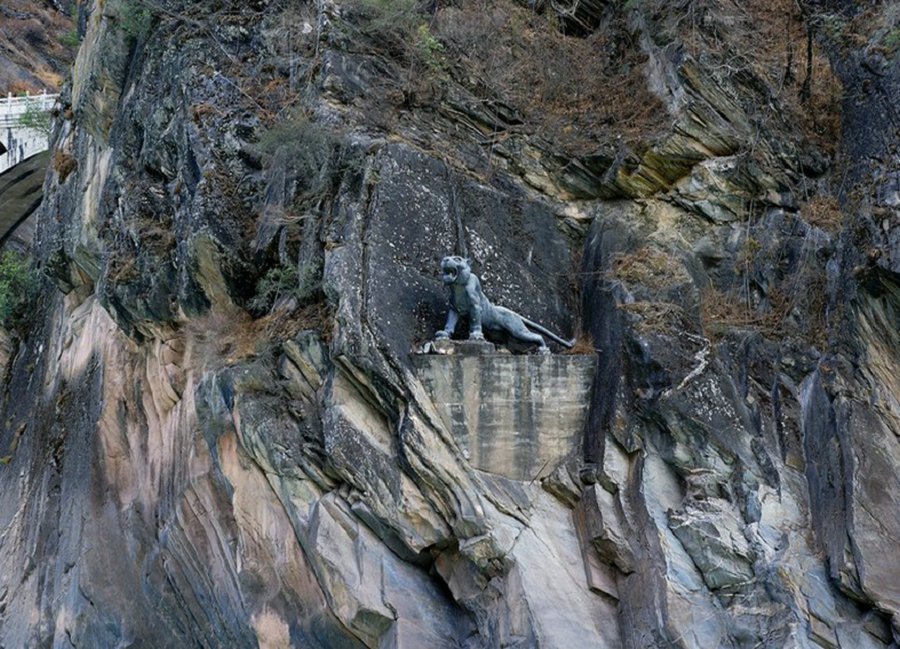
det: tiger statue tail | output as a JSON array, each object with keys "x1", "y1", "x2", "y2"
[{"x1": 521, "y1": 317, "x2": 576, "y2": 349}]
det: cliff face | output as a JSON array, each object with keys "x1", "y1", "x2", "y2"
[{"x1": 0, "y1": 1, "x2": 898, "y2": 647}]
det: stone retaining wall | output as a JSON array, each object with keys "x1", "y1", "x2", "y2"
[{"x1": 413, "y1": 353, "x2": 596, "y2": 481}]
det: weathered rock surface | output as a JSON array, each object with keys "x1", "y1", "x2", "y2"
[
  {"x1": 413, "y1": 352, "x2": 596, "y2": 480},
  {"x1": 0, "y1": 0, "x2": 898, "y2": 647}
]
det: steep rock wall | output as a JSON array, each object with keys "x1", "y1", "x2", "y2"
[{"x1": 0, "y1": 1, "x2": 898, "y2": 647}]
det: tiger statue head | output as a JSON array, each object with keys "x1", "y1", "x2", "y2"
[{"x1": 440, "y1": 256, "x2": 472, "y2": 286}]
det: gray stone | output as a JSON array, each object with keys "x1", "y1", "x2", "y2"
[
  {"x1": 308, "y1": 494, "x2": 474, "y2": 648},
  {"x1": 429, "y1": 337, "x2": 498, "y2": 356},
  {"x1": 413, "y1": 353, "x2": 596, "y2": 481},
  {"x1": 575, "y1": 484, "x2": 636, "y2": 575},
  {"x1": 508, "y1": 490, "x2": 622, "y2": 648},
  {"x1": 3, "y1": 0, "x2": 900, "y2": 646},
  {"x1": 668, "y1": 499, "x2": 755, "y2": 590}
]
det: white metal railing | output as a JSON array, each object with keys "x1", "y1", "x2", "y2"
[
  {"x1": 1, "y1": 92, "x2": 59, "y2": 174},
  {"x1": 0, "y1": 91, "x2": 60, "y2": 127}
]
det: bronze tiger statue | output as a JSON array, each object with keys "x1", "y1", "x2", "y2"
[{"x1": 435, "y1": 256, "x2": 574, "y2": 353}]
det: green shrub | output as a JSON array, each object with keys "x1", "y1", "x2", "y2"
[
  {"x1": 882, "y1": 27, "x2": 900, "y2": 54},
  {"x1": 352, "y1": 0, "x2": 420, "y2": 37},
  {"x1": 415, "y1": 24, "x2": 446, "y2": 75},
  {"x1": 114, "y1": 0, "x2": 153, "y2": 38},
  {"x1": 249, "y1": 260, "x2": 321, "y2": 314},
  {"x1": 60, "y1": 29, "x2": 81, "y2": 48},
  {"x1": 19, "y1": 102, "x2": 52, "y2": 137},
  {"x1": 0, "y1": 251, "x2": 38, "y2": 330},
  {"x1": 255, "y1": 113, "x2": 337, "y2": 198},
  {"x1": 346, "y1": 0, "x2": 442, "y2": 68}
]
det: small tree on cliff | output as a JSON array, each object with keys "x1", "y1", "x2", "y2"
[{"x1": 0, "y1": 251, "x2": 37, "y2": 331}]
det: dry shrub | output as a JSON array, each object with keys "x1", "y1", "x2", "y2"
[
  {"x1": 607, "y1": 247, "x2": 693, "y2": 334},
  {"x1": 0, "y1": 1, "x2": 76, "y2": 93},
  {"x1": 52, "y1": 151, "x2": 77, "y2": 183},
  {"x1": 608, "y1": 247, "x2": 689, "y2": 288},
  {"x1": 259, "y1": 300, "x2": 332, "y2": 343},
  {"x1": 686, "y1": 0, "x2": 843, "y2": 151},
  {"x1": 832, "y1": 4, "x2": 900, "y2": 57},
  {"x1": 699, "y1": 287, "x2": 783, "y2": 339},
  {"x1": 6, "y1": 81, "x2": 34, "y2": 95},
  {"x1": 434, "y1": 1, "x2": 668, "y2": 153},
  {"x1": 800, "y1": 195, "x2": 843, "y2": 233},
  {"x1": 620, "y1": 301, "x2": 690, "y2": 334},
  {"x1": 190, "y1": 102, "x2": 221, "y2": 124},
  {"x1": 186, "y1": 309, "x2": 257, "y2": 370},
  {"x1": 564, "y1": 330, "x2": 597, "y2": 354},
  {"x1": 186, "y1": 302, "x2": 331, "y2": 371}
]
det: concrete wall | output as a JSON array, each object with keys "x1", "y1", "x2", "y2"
[
  {"x1": 0, "y1": 94, "x2": 56, "y2": 174},
  {"x1": 413, "y1": 354, "x2": 596, "y2": 481},
  {"x1": 0, "y1": 126, "x2": 48, "y2": 174}
]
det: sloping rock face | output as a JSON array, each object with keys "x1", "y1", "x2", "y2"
[
  {"x1": 0, "y1": 0, "x2": 76, "y2": 93},
  {"x1": 0, "y1": 0, "x2": 898, "y2": 647}
]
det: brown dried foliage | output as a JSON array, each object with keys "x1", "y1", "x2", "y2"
[
  {"x1": 609, "y1": 247, "x2": 689, "y2": 288},
  {"x1": 434, "y1": 1, "x2": 669, "y2": 154},
  {"x1": 52, "y1": 151, "x2": 77, "y2": 183},
  {"x1": 607, "y1": 247, "x2": 694, "y2": 334},
  {"x1": 564, "y1": 330, "x2": 597, "y2": 354},
  {"x1": 186, "y1": 302, "x2": 331, "y2": 371},
  {"x1": 0, "y1": 0, "x2": 76, "y2": 93},
  {"x1": 699, "y1": 287, "x2": 783, "y2": 340},
  {"x1": 800, "y1": 195, "x2": 843, "y2": 233},
  {"x1": 681, "y1": 0, "x2": 843, "y2": 151},
  {"x1": 620, "y1": 301, "x2": 691, "y2": 335},
  {"x1": 697, "y1": 282, "x2": 828, "y2": 345}
]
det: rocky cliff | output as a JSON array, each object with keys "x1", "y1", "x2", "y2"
[{"x1": 0, "y1": 0, "x2": 898, "y2": 647}]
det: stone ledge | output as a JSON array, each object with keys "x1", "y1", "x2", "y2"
[
  {"x1": 421, "y1": 338, "x2": 500, "y2": 356},
  {"x1": 412, "y1": 352, "x2": 596, "y2": 481}
]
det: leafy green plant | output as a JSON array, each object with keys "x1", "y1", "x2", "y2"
[
  {"x1": 249, "y1": 260, "x2": 321, "y2": 314},
  {"x1": 114, "y1": 0, "x2": 153, "y2": 38},
  {"x1": 346, "y1": 0, "x2": 439, "y2": 64},
  {"x1": 415, "y1": 24, "x2": 446, "y2": 75},
  {"x1": 60, "y1": 28, "x2": 81, "y2": 48},
  {"x1": 0, "y1": 251, "x2": 38, "y2": 330},
  {"x1": 255, "y1": 113, "x2": 337, "y2": 198},
  {"x1": 19, "y1": 102, "x2": 52, "y2": 137},
  {"x1": 881, "y1": 27, "x2": 900, "y2": 54},
  {"x1": 353, "y1": 0, "x2": 420, "y2": 37}
]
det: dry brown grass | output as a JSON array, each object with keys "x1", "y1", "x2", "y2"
[
  {"x1": 608, "y1": 247, "x2": 689, "y2": 288},
  {"x1": 564, "y1": 330, "x2": 597, "y2": 354},
  {"x1": 621, "y1": 301, "x2": 691, "y2": 335},
  {"x1": 606, "y1": 247, "x2": 694, "y2": 334},
  {"x1": 434, "y1": 1, "x2": 669, "y2": 154},
  {"x1": 0, "y1": 1, "x2": 76, "y2": 93},
  {"x1": 800, "y1": 195, "x2": 843, "y2": 233},
  {"x1": 186, "y1": 301, "x2": 331, "y2": 371},
  {"x1": 186, "y1": 309, "x2": 257, "y2": 370},
  {"x1": 52, "y1": 151, "x2": 77, "y2": 183},
  {"x1": 190, "y1": 102, "x2": 222, "y2": 124},
  {"x1": 699, "y1": 286, "x2": 784, "y2": 340},
  {"x1": 708, "y1": 0, "x2": 842, "y2": 151}
]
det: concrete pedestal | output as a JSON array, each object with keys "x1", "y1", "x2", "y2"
[{"x1": 413, "y1": 348, "x2": 596, "y2": 481}]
